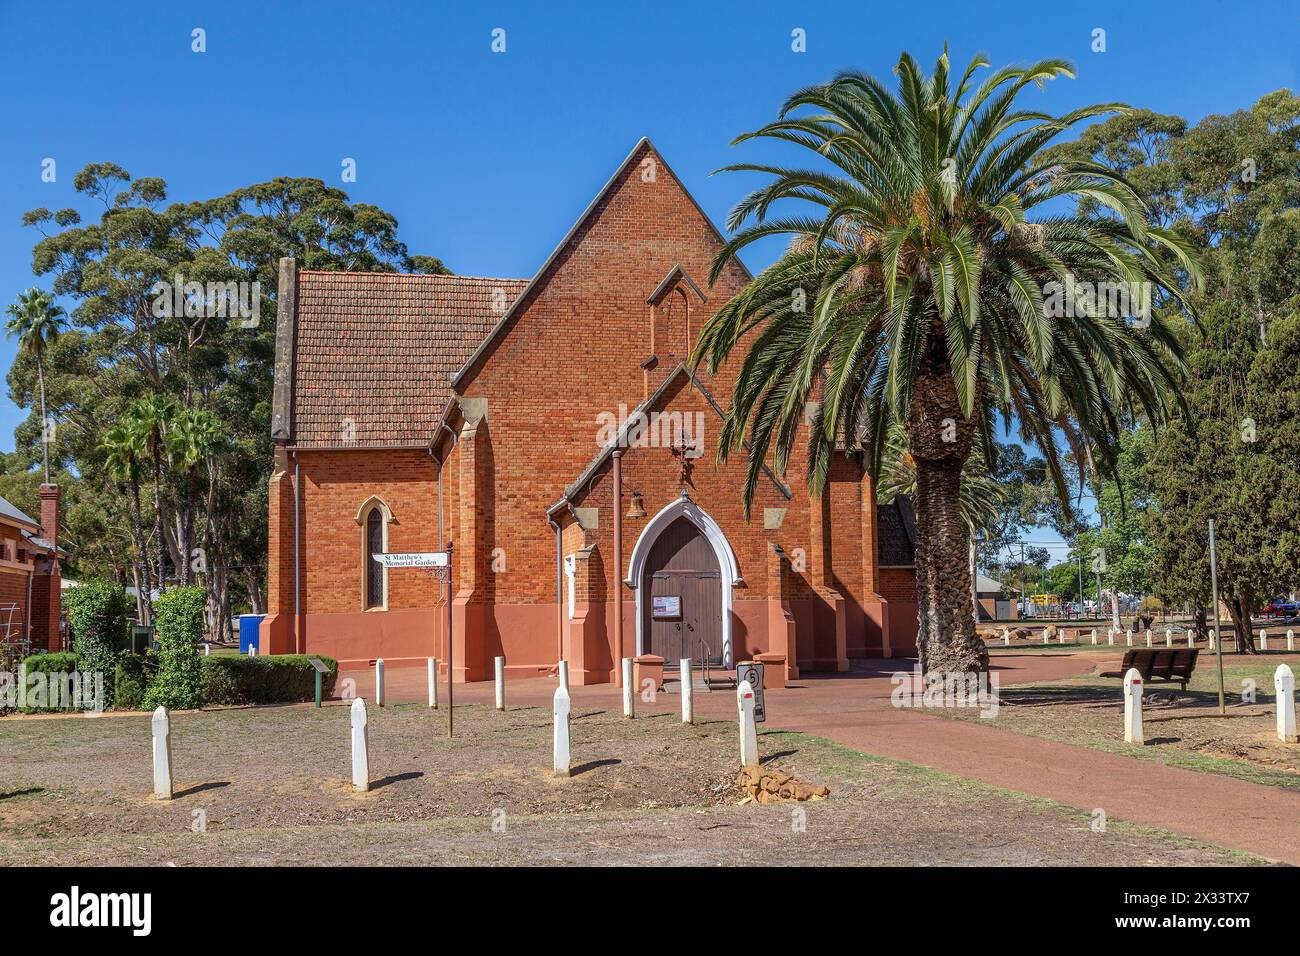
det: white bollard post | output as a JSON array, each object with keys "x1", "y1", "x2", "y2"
[
  {"x1": 152, "y1": 706, "x2": 173, "y2": 800},
  {"x1": 1289, "y1": 629, "x2": 1296, "y2": 652},
  {"x1": 1002, "y1": 628, "x2": 1010, "y2": 646},
  {"x1": 680, "y1": 658, "x2": 694, "y2": 724},
  {"x1": 737, "y1": 679, "x2": 759, "y2": 769},
  {"x1": 351, "y1": 697, "x2": 369, "y2": 792},
  {"x1": 1108, "y1": 629, "x2": 1115, "y2": 646},
  {"x1": 1145, "y1": 629, "x2": 1152, "y2": 648},
  {"x1": 374, "y1": 658, "x2": 385, "y2": 707},
  {"x1": 552, "y1": 685, "x2": 571, "y2": 776},
  {"x1": 1060, "y1": 629, "x2": 1067, "y2": 645},
  {"x1": 1187, "y1": 628, "x2": 1195, "y2": 648},
  {"x1": 1042, "y1": 630, "x2": 1049, "y2": 645},
  {"x1": 1165, "y1": 628, "x2": 1173, "y2": 647},
  {"x1": 249, "y1": 645, "x2": 257, "y2": 657},
  {"x1": 1126, "y1": 629, "x2": 1134, "y2": 647},
  {"x1": 558, "y1": 660, "x2": 570, "y2": 692},
  {"x1": 1123, "y1": 668, "x2": 1145, "y2": 745},
  {"x1": 622, "y1": 658, "x2": 634, "y2": 718},
  {"x1": 1091, "y1": 628, "x2": 1098, "y2": 646},
  {"x1": 1210, "y1": 629, "x2": 1218, "y2": 650},
  {"x1": 203, "y1": 642, "x2": 210, "y2": 656},
  {"x1": 427, "y1": 657, "x2": 438, "y2": 708},
  {"x1": 1259, "y1": 629, "x2": 1268, "y2": 651},
  {"x1": 495, "y1": 656, "x2": 506, "y2": 710},
  {"x1": 1275, "y1": 664, "x2": 1297, "y2": 744}
]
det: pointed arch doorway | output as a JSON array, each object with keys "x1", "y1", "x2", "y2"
[{"x1": 626, "y1": 495, "x2": 741, "y2": 669}]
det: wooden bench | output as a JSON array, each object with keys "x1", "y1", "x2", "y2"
[{"x1": 1100, "y1": 648, "x2": 1200, "y2": 691}]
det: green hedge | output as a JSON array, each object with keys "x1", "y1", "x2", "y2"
[
  {"x1": 199, "y1": 655, "x2": 338, "y2": 705},
  {"x1": 15, "y1": 652, "x2": 105, "y2": 713},
  {"x1": 143, "y1": 586, "x2": 205, "y2": 710},
  {"x1": 113, "y1": 653, "x2": 157, "y2": 711},
  {"x1": 64, "y1": 578, "x2": 130, "y2": 702},
  {"x1": 16, "y1": 651, "x2": 338, "y2": 710}
]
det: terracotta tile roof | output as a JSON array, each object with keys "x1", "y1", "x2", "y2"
[{"x1": 292, "y1": 271, "x2": 528, "y2": 447}]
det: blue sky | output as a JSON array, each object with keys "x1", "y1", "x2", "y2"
[{"x1": 1, "y1": 0, "x2": 1296, "y2": 563}]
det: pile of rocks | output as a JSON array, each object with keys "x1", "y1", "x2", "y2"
[{"x1": 735, "y1": 766, "x2": 829, "y2": 805}]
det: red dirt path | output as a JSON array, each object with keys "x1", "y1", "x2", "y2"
[{"x1": 342, "y1": 652, "x2": 1300, "y2": 864}]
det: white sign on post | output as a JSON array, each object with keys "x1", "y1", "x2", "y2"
[
  {"x1": 738, "y1": 679, "x2": 759, "y2": 769},
  {"x1": 622, "y1": 658, "x2": 634, "y2": 719},
  {"x1": 1275, "y1": 664, "x2": 1297, "y2": 744},
  {"x1": 736, "y1": 662, "x2": 766, "y2": 722},
  {"x1": 553, "y1": 685, "x2": 571, "y2": 776},
  {"x1": 680, "y1": 658, "x2": 694, "y2": 724},
  {"x1": 1123, "y1": 668, "x2": 1145, "y2": 745},
  {"x1": 152, "y1": 706, "x2": 173, "y2": 800},
  {"x1": 351, "y1": 698, "x2": 369, "y2": 792},
  {"x1": 373, "y1": 551, "x2": 449, "y2": 569}
]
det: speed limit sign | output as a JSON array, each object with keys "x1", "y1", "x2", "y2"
[{"x1": 736, "y1": 661, "x2": 766, "y2": 722}]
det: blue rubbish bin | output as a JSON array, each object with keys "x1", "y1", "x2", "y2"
[{"x1": 238, "y1": 614, "x2": 265, "y2": 655}]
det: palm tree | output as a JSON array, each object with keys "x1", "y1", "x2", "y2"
[
  {"x1": 693, "y1": 51, "x2": 1201, "y2": 675},
  {"x1": 125, "y1": 393, "x2": 178, "y2": 593},
  {"x1": 101, "y1": 423, "x2": 153, "y2": 622},
  {"x1": 5, "y1": 288, "x2": 68, "y2": 483},
  {"x1": 165, "y1": 407, "x2": 222, "y2": 586}
]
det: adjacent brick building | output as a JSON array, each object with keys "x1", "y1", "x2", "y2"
[
  {"x1": 0, "y1": 484, "x2": 65, "y2": 658},
  {"x1": 260, "y1": 139, "x2": 918, "y2": 682}
]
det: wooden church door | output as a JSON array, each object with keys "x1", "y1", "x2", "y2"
[{"x1": 643, "y1": 516, "x2": 723, "y2": 665}]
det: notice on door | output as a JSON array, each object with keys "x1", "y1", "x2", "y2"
[{"x1": 652, "y1": 595, "x2": 681, "y2": 619}]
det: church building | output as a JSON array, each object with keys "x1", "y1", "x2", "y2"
[{"x1": 260, "y1": 139, "x2": 917, "y2": 683}]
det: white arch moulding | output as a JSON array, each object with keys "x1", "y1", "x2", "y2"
[{"x1": 624, "y1": 493, "x2": 742, "y2": 668}]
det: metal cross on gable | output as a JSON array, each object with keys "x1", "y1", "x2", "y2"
[{"x1": 669, "y1": 435, "x2": 699, "y2": 494}]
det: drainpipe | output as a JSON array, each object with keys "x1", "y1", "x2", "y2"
[
  {"x1": 612, "y1": 448, "x2": 624, "y2": 685},
  {"x1": 437, "y1": 421, "x2": 458, "y2": 606},
  {"x1": 548, "y1": 512, "x2": 562, "y2": 664},
  {"x1": 292, "y1": 450, "x2": 301, "y2": 654}
]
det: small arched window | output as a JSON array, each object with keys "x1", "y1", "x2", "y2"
[{"x1": 364, "y1": 507, "x2": 386, "y2": 609}]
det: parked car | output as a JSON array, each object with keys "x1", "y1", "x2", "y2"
[{"x1": 1264, "y1": 599, "x2": 1300, "y2": 619}]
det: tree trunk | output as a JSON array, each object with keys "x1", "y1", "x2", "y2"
[
  {"x1": 906, "y1": 346, "x2": 986, "y2": 677},
  {"x1": 126, "y1": 478, "x2": 152, "y2": 624},
  {"x1": 150, "y1": 435, "x2": 166, "y2": 593},
  {"x1": 36, "y1": 359, "x2": 49, "y2": 484},
  {"x1": 1227, "y1": 591, "x2": 1257, "y2": 654}
]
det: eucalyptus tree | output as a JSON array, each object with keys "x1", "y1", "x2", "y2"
[
  {"x1": 5, "y1": 288, "x2": 67, "y2": 482},
  {"x1": 694, "y1": 51, "x2": 1201, "y2": 674}
]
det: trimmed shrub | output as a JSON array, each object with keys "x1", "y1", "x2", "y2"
[
  {"x1": 143, "y1": 586, "x2": 205, "y2": 710},
  {"x1": 113, "y1": 653, "x2": 157, "y2": 711},
  {"x1": 199, "y1": 655, "x2": 338, "y2": 705},
  {"x1": 16, "y1": 652, "x2": 104, "y2": 713},
  {"x1": 64, "y1": 578, "x2": 130, "y2": 702}
]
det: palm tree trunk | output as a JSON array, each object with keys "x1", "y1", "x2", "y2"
[
  {"x1": 36, "y1": 359, "x2": 49, "y2": 483},
  {"x1": 126, "y1": 479, "x2": 152, "y2": 623},
  {"x1": 906, "y1": 349, "x2": 987, "y2": 677},
  {"x1": 150, "y1": 435, "x2": 166, "y2": 592}
]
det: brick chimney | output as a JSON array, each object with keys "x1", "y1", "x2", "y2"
[
  {"x1": 31, "y1": 483, "x2": 62, "y2": 651},
  {"x1": 39, "y1": 483, "x2": 59, "y2": 549}
]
